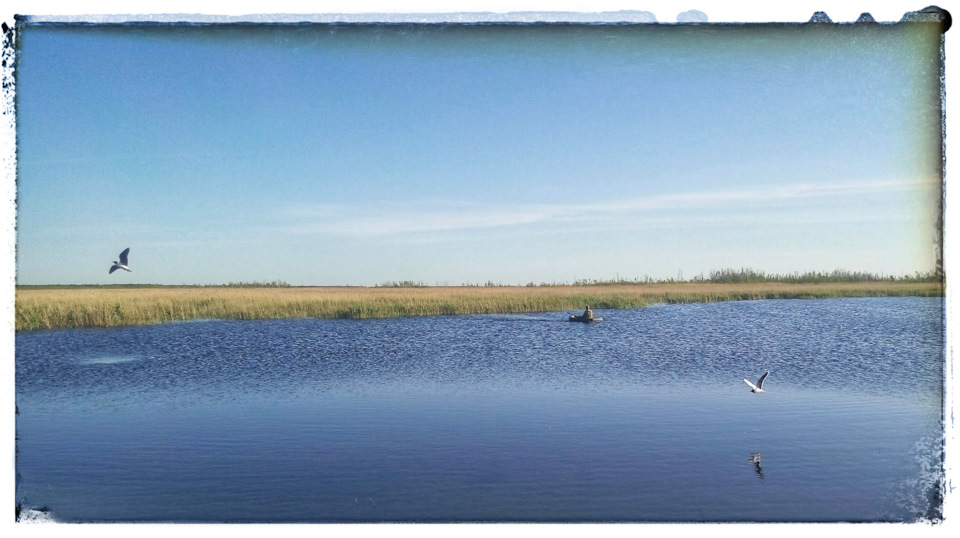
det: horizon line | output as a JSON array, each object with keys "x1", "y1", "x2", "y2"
[{"x1": 15, "y1": 267, "x2": 944, "y2": 289}]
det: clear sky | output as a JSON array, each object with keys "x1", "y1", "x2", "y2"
[{"x1": 11, "y1": 10, "x2": 945, "y2": 286}]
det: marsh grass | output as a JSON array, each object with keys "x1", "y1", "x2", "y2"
[{"x1": 14, "y1": 281, "x2": 943, "y2": 331}]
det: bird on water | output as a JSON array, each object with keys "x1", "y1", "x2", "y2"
[
  {"x1": 109, "y1": 248, "x2": 132, "y2": 274},
  {"x1": 743, "y1": 371, "x2": 769, "y2": 393}
]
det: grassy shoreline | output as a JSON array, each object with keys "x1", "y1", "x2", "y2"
[{"x1": 14, "y1": 281, "x2": 944, "y2": 331}]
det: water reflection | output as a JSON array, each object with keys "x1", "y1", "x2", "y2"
[
  {"x1": 14, "y1": 297, "x2": 944, "y2": 522},
  {"x1": 749, "y1": 452, "x2": 764, "y2": 481}
]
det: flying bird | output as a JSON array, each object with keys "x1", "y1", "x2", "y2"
[
  {"x1": 109, "y1": 248, "x2": 132, "y2": 274},
  {"x1": 743, "y1": 371, "x2": 769, "y2": 393}
]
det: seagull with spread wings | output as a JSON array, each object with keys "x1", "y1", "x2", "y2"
[
  {"x1": 109, "y1": 248, "x2": 132, "y2": 274},
  {"x1": 744, "y1": 371, "x2": 769, "y2": 393}
]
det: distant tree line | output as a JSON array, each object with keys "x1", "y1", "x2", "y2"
[
  {"x1": 376, "y1": 280, "x2": 429, "y2": 288},
  {"x1": 367, "y1": 268, "x2": 943, "y2": 288},
  {"x1": 564, "y1": 267, "x2": 943, "y2": 286},
  {"x1": 17, "y1": 269, "x2": 941, "y2": 289},
  {"x1": 209, "y1": 280, "x2": 292, "y2": 288},
  {"x1": 704, "y1": 268, "x2": 941, "y2": 284}
]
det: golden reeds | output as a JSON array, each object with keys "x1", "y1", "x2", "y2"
[{"x1": 14, "y1": 281, "x2": 943, "y2": 331}]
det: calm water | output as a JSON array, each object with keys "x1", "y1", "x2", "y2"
[{"x1": 15, "y1": 297, "x2": 944, "y2": 522}]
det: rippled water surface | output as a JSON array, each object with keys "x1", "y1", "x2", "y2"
[{"x1": 15, "y1": 297, "x2": 945, "y2": 522}]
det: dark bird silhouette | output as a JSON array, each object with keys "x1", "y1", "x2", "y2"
[
  {"x1": 744, "y1": 371, "x2": 769, "y2": 393},
  {"x1": 109, "y1": 248, "x2": 131, "y2": 274}
]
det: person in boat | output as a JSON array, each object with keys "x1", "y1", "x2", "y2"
[{"x1": 582, "y1": 306, "x2": 593, "y2": 320}]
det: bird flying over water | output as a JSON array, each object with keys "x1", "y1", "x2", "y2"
[
  {"x1": 109, "y1": 248, "x2": 131, "y2": 274},
  {"x1": 744, "y1": 371, "x2": 768, "y2": 393}
]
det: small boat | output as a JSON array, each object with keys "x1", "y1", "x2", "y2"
[{"x1": 569, "y1": 314, "x2": 602, "y2": 323}]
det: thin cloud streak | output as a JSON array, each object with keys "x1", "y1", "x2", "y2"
[
  {"x1": 280, "y1": 178, "x2": 931, "y2": 237},
  {"x1": 588, "y1": 179, "x2": 926, "y2": 213}
]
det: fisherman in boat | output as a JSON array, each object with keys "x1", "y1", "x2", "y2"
[{"x1": 582, "y1": 306, "x2": 593, "y2": 320}]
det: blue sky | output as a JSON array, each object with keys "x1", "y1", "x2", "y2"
[{"x1": 11, "y1": 12, "x2": 945, "y2": 285}]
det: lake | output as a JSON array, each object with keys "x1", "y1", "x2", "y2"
[{"x1": 14, "y1": 296, "x2": 945, "y2": 523}]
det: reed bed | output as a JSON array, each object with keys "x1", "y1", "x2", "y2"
[{"x1": 14, "y1": 281, "x2": 943, "y2": 331}]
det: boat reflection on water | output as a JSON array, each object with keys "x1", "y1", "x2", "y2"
[{"x1": 568, "y1": 313, "x2": 603, "y2": 323}]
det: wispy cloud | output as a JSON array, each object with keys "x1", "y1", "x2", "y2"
[
  {"x1": 279, "y1": 178, "x2": 933, "y2": 237},
  {"x1": 587, "y1": 178, "x2": 926, "y2": 213},
  {"x1": 281, "y1": 202, "x2": 552, "y2": 235}
]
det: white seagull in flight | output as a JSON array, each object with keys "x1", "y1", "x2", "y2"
[
  {"x1": 744, "y1": 371, "x2": 769, "y2": 393},
  {"x1": 109, "y1": 248, "x2": 132, "y2": 274}
]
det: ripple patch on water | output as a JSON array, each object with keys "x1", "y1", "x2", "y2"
[{"x1": 77, "y1": 355, "x2": 141, "y2": 365}]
